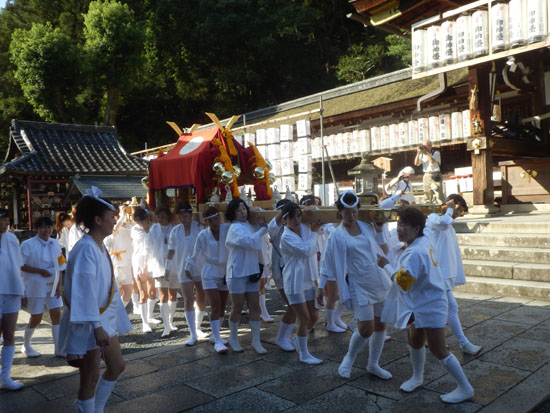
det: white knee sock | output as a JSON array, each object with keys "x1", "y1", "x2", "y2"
[
  {"x1": 259, "y1": 295, "x2": 273, "y2": 321},
  {"x1": 275, "y1": 322, "x2": 295, "y2": 351},
  {"x1": 75, "y1": 397, "x2": 95, "y2": 413},
  {"x1": 326, "y1": 309, "x2": 346, "y2": 332},
  {"x1": 334, "y1": 302, "x2": 347, "y2": 328},
  {"x1": 210, "y1": 318, "x2": 221, "y2": 342},
  {"x1": 131, "y1": 293, "x2": 139, "y2": 306},
  {"x1": 159, "y1": 303, "x2": 171, "y2": 337},
  {"x1": 185, "y1": 310, "x2": 197, "y2": 345},
  {"x1": 51, "y1": 324, "x2": 61, "y2": 355},
  {"x1": 195, "y1": 310, "x2": 205, "y2": 328},
  {"x1": 366, "y1": 331, "x2": 392, "y2": 379},
  {"x1": 338, "y1": 330, "x2": 367, "y2": 378},
  {"x1": 24, "y1": 326, "x2": 35, "y2": 348},
  {"x1": 249, "y1": 320, "x2": 267, "y2": 354},
  {"x1": 400, "y1": 346, "x2": 425, "y2": 392},
  {"x1": 228, "y1": 320, "x2": 243, "y2": 352},
  {"x1": 147, "y1": 298, "x2": 158, "y2": 322},
  {"x1": 297, "y1": 335, "x2": 322, "y2": 364},
  {"x1": 168, "y1": 300, "x2": 178, "y2": 330},
  {"x1": 447, "y1": 291, "x2": 469, "y2": 347},
  {"x1": 139, "y1": 303, "x2": 149, "y2": 324},
  {"x1": 440, "y1": 353, "x2": 474, "y2": 403},
  {"x1": 94, "y1": 376, "x2": 117, "y2": 413},
  {"x1": 1, "y1": 345, "x2": 15, "y2": 379}
]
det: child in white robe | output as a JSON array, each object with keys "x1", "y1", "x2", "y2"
[
  {"x1": 0, "y1": 207, "x2": 25, "y2": 390},
  {"x1": 319, "y1": 191, "x2": 392, "y2": 380},
  {"x1": 378, "y1": 206, "x2": 474, "y2": 404},
  {"x1": 186, "y1": 206, "x2": 230, "y2": 353},
  {"x1": 280, "y1": 202, "x2": 322, "y2": 364},
  {"x1": 20, "y1": 216, "x2": 66, "y2": 358},
  {"x1": 225, "y1": 198, "x2": 268, "y2": 354},
  {"x1": 424, "y1": 194, "x2": 482, "y2": 356},
  {"x1": 58, "y1": 187, "x2": 132, "y2": 413},
  {"x1": 166, "y1": 202, "x2": 204, "y2": 343}
]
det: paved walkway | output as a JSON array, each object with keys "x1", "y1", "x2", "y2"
[{"x1": 3, "y1": 291, "x2": 550, "y2": 412}]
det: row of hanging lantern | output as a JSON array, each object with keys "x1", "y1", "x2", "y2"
[{"x1": 413, "y1": 0, "x2": 550, "y2": 74}]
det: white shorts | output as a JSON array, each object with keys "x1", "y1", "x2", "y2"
[
  {"x1": 202, "y1": 278, "x2": 228, "y2": 291},
  {"x1": 114, "y1": 266, "x2": 133, "y2": 286},
  {"x1": 0, "y1": 294, "x2": 21, "y2": 317},
  {"x1": 286, "y1": 287, "x2": 316, "y2": 305},
  {"x1": 227, "y1": 277, "x2": 259, "y2": 294},
  {"x1": 28, "y1": 296, "x2": 63, "y2": 315},
  {"x1": 155, "y1": 276, "x2": 180, "y2": 289},
  {"x1": 179, "y1": 273, "x2": 202, "y2": 284}
]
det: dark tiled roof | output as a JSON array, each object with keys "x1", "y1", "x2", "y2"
[
  {"x1": 1, "y1": 120, "x2": 148, "y2": 175},
  {"x1": 72, "y1": 176, "x2": 148, "y2": 199}
]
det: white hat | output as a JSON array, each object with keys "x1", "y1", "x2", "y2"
[{"x1": 400, "y1": 166, "x2": 415, "y2": 176}]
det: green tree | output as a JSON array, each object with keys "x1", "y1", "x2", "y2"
[
  {"x1": 83, "y1": 0, "x2": 144, "y2": 126},
  {"x1": 10, "y1": 23, "x2": 80, "y2": 122}
]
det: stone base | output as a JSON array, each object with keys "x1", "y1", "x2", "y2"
[{"x1": 468, "y1": 204, "x2": 501, "y2": 216}]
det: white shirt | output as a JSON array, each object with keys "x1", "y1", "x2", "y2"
[
  {"x1": 21, "y1": 235, "x2": 65, "y2": 297},
  {"x1": 147, "y1": 223, "x2": 174, "y2": 278},
  {"x1": 420, "y1": 150, "x2": 441, "y2": 173},
  {"x1": 384, "y1": 179, "x2": 415, "y2": 204},
  {"x1": 131, "y1": 224, "x2": 149, "y2": 275},
  {"x1": 186, "y1": 224, "x2": 230, "y2": 281},
  {"x1": 67, "y1": 223, "x2": 84, "y2": 254},
  {"x1": 280, "y1": 224, "x2": 318, "y2": 295},
  {"x1": 424, "y1": 208, "x2": 466, "y2": 288},
  {"x1": 0, "y1": 230, "x2": 24, "y2": 296},
  {"x1": 104, "y1": 224, "x2": 133, "y2": 268},
  {"x1": 57, "y1": 226, "x2": 70, "y2": 251},
  {"x1": 169, "y1": 221, "x2": 202, "y2": 278},
  {"x1": 267, "y1": 218, "x2": 284, "y2": 282},
  {"x1": 225, "y1": 221, "x2": 266, "y2": 279}
]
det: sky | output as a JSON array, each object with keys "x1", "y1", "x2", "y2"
[{"x1": 0, "y1": 0, "x2": 6, "y2": 9}]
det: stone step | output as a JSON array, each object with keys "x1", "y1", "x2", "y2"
[
  {"x1": 455, "y1": 276, "x2": 550, "y2": 299},
  {"x1": 454, "y1": 221, "x2": 550, "y2": 234},
  {"x1": 463, "y1": 259, "x2": 550, "y2": 282},
  {"x1": 460, "y1": 245, "x2": 550, "y2": 264},
  {"x1": 456, "y1": 233, "x2": 550, "y2": 248}
]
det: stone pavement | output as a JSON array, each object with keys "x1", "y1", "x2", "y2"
[{"x1": 3, "y1": 291, "x2": 550, "y2": 412}]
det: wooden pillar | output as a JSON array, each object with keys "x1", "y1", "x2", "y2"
[{"x1": 468, "y1": 64, "x2": 494, "y2": 206}]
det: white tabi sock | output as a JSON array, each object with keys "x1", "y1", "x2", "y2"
[
  {"x1": 400, "y1": 346, "x2": 425, "y2": 392},
  {"x1": 195, "y1": 310, "x2": 208, "y2": 338},
  {"x1": 249, "y1": 320, "x2": 267, "y2": 354},
  {"x1": 326, "y1": 309, "x2": 346, "y2": 333},
  {"x1": 334, "y1": 302, "x2": 347, "y2": 329},
  {"x1": 168, "y1": 301, "x2": 178, "y2": 331},
  {"x1": 94, "y1": 376, "x2": 117, "y2": 413},
  {"x1": 259, "y1": 295, "x2": 274, "y2": 322},
  {"x1": 51, "y1": 324, "x2": 64, "y2": 356},
  {"x1": 275, "y1": 322, "x2": 295, "y2": 351},
  {"x1": 147, "y1": 298, "x2": 161, "y2": 324},
  {"x1": 1, "y1": 345, "x2": 23, "y2": 390},
  {"x1": 75, "y1": 398, "x2": 95, "y2": 413},
  {"x1": 210, "y1": 319, "x2": 228, "y2": 353},
  {"x1": 22, "y1": 326, "x2": 40, "y2": 357},
  {"x1": 338, "y1": 330, "x2": 367, "y2": 378},
  {"x1": 159, "y1": 303, "x2": 171, "y2": 337},
  {"x1": 297, "y1": 335, "x2": 322, "y2": 364},
  {"x1": 440, "y1": 353, "x2": 474, "y2": 403},
  {"x1": 139, "y1": 303, "x2": 152, "y2": 333},
  {"x1": 228, "y1": 320, "x2": 243, "y2": 352},
  {"x1": 184, "y1": 310, "x2": 197, "y2": 346},
  {"x1": 366, "y1": 331, "x2": 392, "y2": 379}
]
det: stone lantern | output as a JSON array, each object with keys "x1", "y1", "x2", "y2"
[{"x1": 347, "y1": 153, "x2": 384, "y2": 204}]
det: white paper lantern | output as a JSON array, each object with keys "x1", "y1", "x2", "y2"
[
  {"x1": 256, "y1": 129, "x2": 267, "y2": 145},
  {"x1": 408, "y1": 120, "x2": 419, "y2": 147},
  {"x1": 389, "y1": 124, "x2": 398, "y2": 151},
  {"x1": 451, "y1": 112, "x2": 463, "y2": 141},
  {"x1": 398, "y1": 122, "x2": 409, "y2": 148},
  {"x1": 266, "y1": 128, "x2": 280, "y2": 144},
  {"x1": 380, "y1": 125, "x2": 390, "y2": 152},
  {"x1": 462, "y1": 109, "x2": 471, "y2": 138},
  {"x1": 412, "y1": 29, "x2": 427, "y2": 73},
  {"x1": 360, "y1": 129, "x2": 371, "y2": 153},
  {"x1": 472, "y1": 10, "x2": 489, "y2": 57},
  {"x1": 527, "y1": 0, "x2": 547, "y2": 43},
  {"x1": 429, "y1": 116, "x2": 440, "y2": 143},
  {"x1": 491, "y1": 3, "x2": 510, "y2": 52},
  {"x1": 296, "y1": 119, "x2": 311, "y2": 137},
  {"x1": 244, "y1": 133, "x2": 255, "y2": 146},
  {"x1": 418, "y1": 118, "x2": 429, "y2": 143},
  {"x1": 439, "y1": 114, "x2": 451, "y2": 142},
  {"x1": 457, "y1": 14, "x2": 473, "y2": 61},
  {"x1": 370, "y1": 127, "x2": 380, "y2": 152},
  {"x1": 441, "y1": 20, "x2": 457, "y2": 65},
  {"x1": 509, "y1": 0, "x2": 528, "y2": 47},
  {"x1": 427, "y1": 25, "x2": 442, "y2": 69},
  {"x1": 279, "y1": 124, "x2": 293, "y2": 141}
]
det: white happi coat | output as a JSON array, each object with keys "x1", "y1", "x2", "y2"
[
  {"x1": 320, "y1": 221, "x2": 391, "y2": 310},
  {"x1": 280, "y1": 224, "x2": 319, "y2": 295},
  {"x1": 0, "y1": 230, "x2": 24, "y2": 296},
  {"x1": 169, "y1": 221, "x2": 203, "y2": 281},
  {"x1": 424, "y1": 208, "x2": 466, "y2": 289},
  {"x1": 267, "y1": 218, "x2": 284, "y2": 284},
  {"x1": 105, "y1": 223, "x2": 133, "y2": 269},
  {"x1": 57, "y1": 226, "x2": 70, "y2": 252},
  {"x1": 59, "y1": 235, "x2": 131, "y2": 355},
  {"x1": 186, "y1": 223, "x2": 230, "y2": 281},
  {"x1": 131, "y1": 224, "x2": 149, "y2": 276},
  {"x1": 147, "y1": 223, "x2": 174, "y2": 278},
  {"x1": 67, "y1": 223, "x2": 84, "y2": 254},
  {"x1": 381, "y1": 235, "x2": 448, "y2": 329},
  {"x1": 20, "y1": 236, "x2": 66, "y2": 298},
  {"x1": 225, "y1": 221, "x2": 266, "y2": 279}
]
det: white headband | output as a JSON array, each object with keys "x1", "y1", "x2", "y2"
[
  {"x1": 282, "y1": 211, "x2": 290, "y2": 218},
  {"x1": 178, "y1": 207, "x2": 194, "y2": 213},
  {"x1": 204, "y1": 212, "x2": 219, "y2": 220},
  {"x1": 339, "y1": 190, "x2": 359, "y2": 209},
  {"x1": 83, "y1": 186, "x2": 115, "y2": 211},
  {"x1": 275, "y1": 203, "x2": 287, "y2": 210}
]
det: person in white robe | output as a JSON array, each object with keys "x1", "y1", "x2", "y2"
[
  {"x1": 104, "y1": 206, "x2": 134, "y2": 310},
  {"x1": 146, "y1": 206, "x2": 178, "y2": 337},
  {"x1": 258, "y1": 226, "x2": 274, "y2": 323},
  {"x1": 225, "y1": 198, "x2": 268, "y2": 354},
  {"x1": 268, "y1": 199, "x2": 297, "y2": 351},
  {"x1": 58, "y1": 187, "x2": 132, "y2": 413},
  {"x1": 67, "y1": 205, "x2": 84, "y2": 255},
  {"x1": 56, "y1": 212, "x2": 72, "y2": 254},
  {"x1": 318, "y1": 191, "x2": 392, "y2": 380},
  {"x1": 0, "y1": 207, "x2": 25, "y2": 390},
  {"x1": 186, "y1": 206, "x2": 230, "y2": 353},
  {"x1": 20, "y1": 216, "x2": 66, "y2": 358},
  {"x1": 131, "y1": 207, "x2": 159, "y2": 332},
  {"x1": 280, "y1": 202, "x2": 322, "y2": 364},
  {"x1": 378, "y1": 206, "x2": 474, "y2": 404},
  {"x1": 165, "y1": 202, "x2": 205, "y2": 343},
  {"x1": 424, "y1": 194, "x2": 482, "y2": 356}
]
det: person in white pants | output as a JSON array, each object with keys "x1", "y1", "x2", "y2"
[
  {"x1": 225, "y1": 199, "x2": 267, "y2": 354},
  {"x1": 280, "y1": 202, "x2": 322, "y2": 364},
  {"x1": 318, "y1": 191, "x2": 392, "y2": 380},
  {"x1": 58, "y1": 187, "x2": 132, "y2": 413},
  {"x1": 378, "y1": 206, "x2": 474, "y2": 404},
  {"x1": 425, "y1": 194, "x2": 482, "y2": 356},
  {"x1": 131, "y1": 207, "x2": 159, "y2": 332},
  {"x1": 20, "y1": 216, "x2": 66, "y2": 358},
  {"x1": 186, "y1": 206, "x2": 230, "y2": 353},
  {"x1": 147, "y1": 206, "x2": 178, "y2": 338},
  {"x1": 166, "y1": 202, "x2": 205, "y2": 344},
  {"x1": 0, "y1": 207, "x2": 25, "y2": 390}
]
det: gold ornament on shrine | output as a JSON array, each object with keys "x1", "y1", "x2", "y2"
[
  {"x1": 233, "y1": 165, "x2": 241, "y2": 178},
  {"x1": 220, "y1": 171, "x2": 234, "y2": 184},
  {"x1": 213, "y1": 162, "x2": 225, "y2": 175},
  {"x1": 253, "y1": 167, "x2": 265, "y2": 180},
  {"x1": 268, "y1": 172, "x2": 276, "y2": 184}
]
